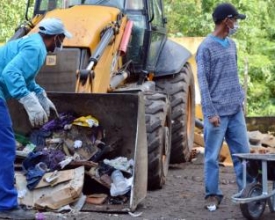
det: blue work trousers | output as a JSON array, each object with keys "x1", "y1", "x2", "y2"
[
  {"x1": 0, "y1": 99, "x2": 18, "y2": 210},
  {"x1": 204, "y1": 110, "x2": 250, "y2": 200}
]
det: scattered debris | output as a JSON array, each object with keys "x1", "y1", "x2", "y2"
[
  {"x1": 128, "y1": 211, "x2": 143, "y2": 217},
  {"x1": 14, "y1": 111, "x2": 135, "y2": 215}
]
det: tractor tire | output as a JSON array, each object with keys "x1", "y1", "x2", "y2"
[
  {"x1": 155, "y1": 63, "x2": 195, "y2": 163},
  {"x1": 144, "y1": 92, "x2": 172, "y2": 190}
]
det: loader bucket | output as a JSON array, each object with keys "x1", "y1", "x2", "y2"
[{"x1": 8, "y1": 92, "x2": 148, "y2": 212}]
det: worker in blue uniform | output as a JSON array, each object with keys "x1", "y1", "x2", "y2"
[{"x1": 0, "y1": 17, "x2": 72, "y2": 219}]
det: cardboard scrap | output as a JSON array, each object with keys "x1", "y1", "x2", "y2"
[
  {"x1": 35, "y1": 169, "x2": 74, "y2": 189},
  {"x1": 85, "y1": 168, "x2": 111, "y2": 189},
  {"x1": 16, "y1": 166, "x2": 85, "y2": 210},
  {"x1": 86, "y1": 194, "x2": 108, "y2": 205}
]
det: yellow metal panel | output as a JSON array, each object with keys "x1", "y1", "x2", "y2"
[
  {"x1": 195, "y1": 104, "x2": 203, "y2": 120},
  {"x1": 30, "y1": 5, "x2": 121, "y2": 51},
  {"x1": 92, "y1": 17, "x2": 127, "y2": 93}
]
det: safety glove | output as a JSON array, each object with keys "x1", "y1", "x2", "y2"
[
  {"x1": 19, "y1": 92, "x2": 48, "y2": 127},
  {"x1": 36, "y1": 91, "x2": 59, "y2": 118}
]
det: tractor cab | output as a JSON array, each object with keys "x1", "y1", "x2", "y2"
[{"x1": 30, "y1": 0, "x2": 168, "y2": 74}]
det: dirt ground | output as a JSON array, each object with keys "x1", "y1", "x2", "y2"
[{"x1": 39, "y1": 156, "x2": 275, "y2": 220}]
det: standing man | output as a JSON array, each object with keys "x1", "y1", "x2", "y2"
[
  {"x1": 196, "y1": 3, "x2": 250, "y2": 211},
  {"x1": 0, "y1": 18, "x2": 71, "y2": 219}
]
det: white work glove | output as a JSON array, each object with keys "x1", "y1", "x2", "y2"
[
  {"x1": 19, "y1": 92, "x2": 48, "y2": 127},
  {"x1": 36, "y1": 91, "x2": 58, "y2": 117}
]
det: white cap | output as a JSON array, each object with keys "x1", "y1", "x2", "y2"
[{"x1": 38, "y1": 18, "x2": 72, "y2": 38}]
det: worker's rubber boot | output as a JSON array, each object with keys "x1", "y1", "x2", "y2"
[{"x1": 0, "y1": 207, "x2": 35, "y2": 219}]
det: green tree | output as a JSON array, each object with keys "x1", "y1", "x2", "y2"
[
  {"x1": 164, "y1": 0, "x2": 275, "y2": 116},
  {"x1": 0, "y1": 0, "x2": 30, "y2": 42}
]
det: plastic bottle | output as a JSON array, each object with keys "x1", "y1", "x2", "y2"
[
  {"x1": 111, "y1": 170, "x2": 126, "y2": 187},
  {"x1": 110, "y1": 170, "x2": 130, "y2": 196}
]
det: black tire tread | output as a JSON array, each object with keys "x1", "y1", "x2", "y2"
[
  {"x1": 155, "y1": 64, "x2": 195, "y2": 163},
  {"x1": 144, "y1": 92, "x2": 171, "y2": 190}
]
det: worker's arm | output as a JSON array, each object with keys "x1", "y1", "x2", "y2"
[
  {"x1": 11, "y1": 46, "x2": 59, "y2": 118},
  {"x1": 1, "y1": 44, "x2": 42, "y2": 99},
  {"x1": 196, "y1": 46, "x2": 218, "y2": 119},
  {"x1": 2, "y1": 43, "x2": 48, "y2": 126},
  {"x1": 27, "y1": 79, "x2": 44, "y2": 95},
  {"x1": 27, "y1": 72, "x2": 58, "y2": 118}
]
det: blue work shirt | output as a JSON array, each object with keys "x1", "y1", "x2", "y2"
[{"x1": 0, "y1": 33, "x2": 47, "y2": 101}]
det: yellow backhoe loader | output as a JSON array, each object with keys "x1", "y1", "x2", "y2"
[{"x1": 8, "y1": 0, "x2": 195, "y2": 198}]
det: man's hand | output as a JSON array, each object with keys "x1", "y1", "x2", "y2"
[
  {"x1": 36, "y1": 91, "x2": 59, "y2": 117},
  {"x1": 208, "y1": 115, "x2": 220, "y2": 127},
  {"x1": 19, "y1": 92, "x2": 48, "y2": 127}
]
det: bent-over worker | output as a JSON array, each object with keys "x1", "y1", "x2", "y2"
[{"x1": 0, "y1": 17, "x2": 72, "y2": 219}]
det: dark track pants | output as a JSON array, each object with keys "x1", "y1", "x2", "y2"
[{"x1": 0, "y1": 99, "x2": 18, "y2": 210}]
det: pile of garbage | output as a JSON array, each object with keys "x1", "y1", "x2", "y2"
[{"x1": 15, "y1": 111, "x2": 134, "y2": 213}]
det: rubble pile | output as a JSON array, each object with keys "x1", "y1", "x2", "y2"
[
  {"x1": 192, "y1": 128, "x2": 275, "y2": 166},
  {"x1": 247, "y1": 130, "x2": 275, "y2": 154}
]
